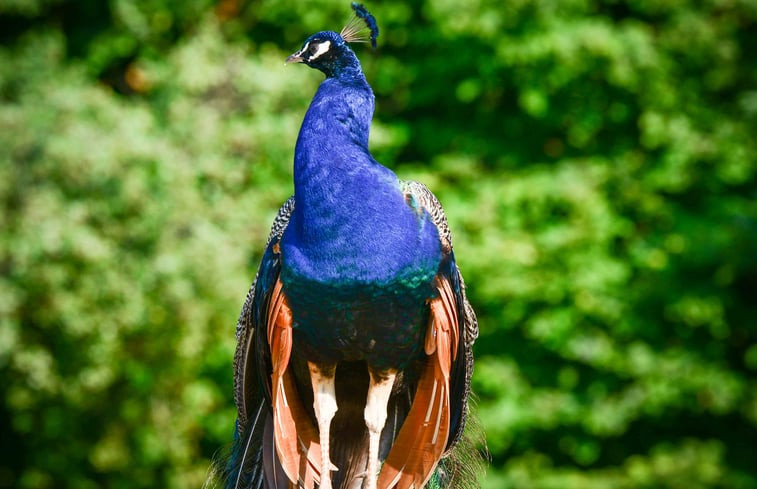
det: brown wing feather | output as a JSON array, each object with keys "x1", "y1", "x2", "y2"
[
  {"x1": 402, "y1": 180, "x2": 478, "y2": 452},
  {"x1": 376, "y1": 276, "x2": 458, "y2": 488},
  {"x1": 267, "y1": 277, "x2": 324, "y2": 487}
]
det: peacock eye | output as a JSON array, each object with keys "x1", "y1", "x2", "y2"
[{"x1": 304, "y1": 39, "x2": 331, "y2": 60}]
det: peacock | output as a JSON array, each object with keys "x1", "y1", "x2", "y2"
[{"x1": 222, "y1": 4, "x2": 481, "y2": 488}]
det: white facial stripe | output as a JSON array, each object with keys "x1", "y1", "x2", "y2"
[
  {"x1": 309, "y1": 40, "x2": 331, "y2": 60},
  {"x1": 299, "y1": 41, "x2": 310, "y2": 55}
]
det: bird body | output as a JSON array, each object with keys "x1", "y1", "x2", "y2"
[
  {"x1": 281, "y1": 56, "x2": 442, "y2": 370},
  {"x1": 223, "y1": 5, "x2": 480, "y2": 489}
]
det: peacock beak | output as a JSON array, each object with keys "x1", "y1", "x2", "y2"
[{"x1": 286, "y1": 51, "x2": 305, "y2": 64}]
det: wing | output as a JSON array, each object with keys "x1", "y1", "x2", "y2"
[
  {"x1": 227, "y1": 197, "x2": 295, "y2": 489},
  {"x1": 234, "y1": 196, "x2": 295, "y2": 427},
  {"x1": 375, "y1": 181, "x2": 479, "y2": 488},
  {"x1": 230, "y1": 196, "x2": 328, "y2": 489},
  {"x1": 401, "y1": 180, "x2": 478, "y2": 450}
]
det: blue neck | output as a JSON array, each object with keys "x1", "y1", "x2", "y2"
[
  {"x1": 281, "y1": 57, "x2": 441, "y2": 286},
  {"x1": 293, "y1": 65, "x2": 376, "y2": 188}
]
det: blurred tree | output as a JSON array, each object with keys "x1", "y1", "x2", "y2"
[{"x1": 1, "y1": 1, "x2": 756, "y2": 488}]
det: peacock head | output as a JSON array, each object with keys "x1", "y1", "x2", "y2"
[{"x1": 286, "y1": 2, "x2": 379, "y2": 78}]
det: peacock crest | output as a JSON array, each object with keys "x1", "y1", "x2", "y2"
[{"x1": 340, "y1": 2, "x2": 379, "y2": 48}]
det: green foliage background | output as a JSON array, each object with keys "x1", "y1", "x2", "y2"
[{"x1": 2, "y1": 0, "x2": 756, "y2": 487}]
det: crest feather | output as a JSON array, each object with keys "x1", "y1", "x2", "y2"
[{"x1": 340, "y1": 2, "x2": 379, "y2": 48}]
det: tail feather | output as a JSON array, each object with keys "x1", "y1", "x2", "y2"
[
  {"x1": 263, "y1": 411, "x2": 296, "y2": 488},
  {"x1": 432, "y1": 402, "x2": 488, "y2": 489},
  {"x1": 223, "y1": 400, "x2": 266, "y2": 489}
]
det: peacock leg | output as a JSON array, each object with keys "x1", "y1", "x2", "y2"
[
  {"x1": 364, "y1": 368, "x2": 397, "y2": 489},
  {"x1": 308, "y1": 362, "x2": 338, "y2": 489}
]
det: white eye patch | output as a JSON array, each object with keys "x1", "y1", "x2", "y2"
[{"x1": 308, "y1": 40, "x2": 331, "y2": 60}]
